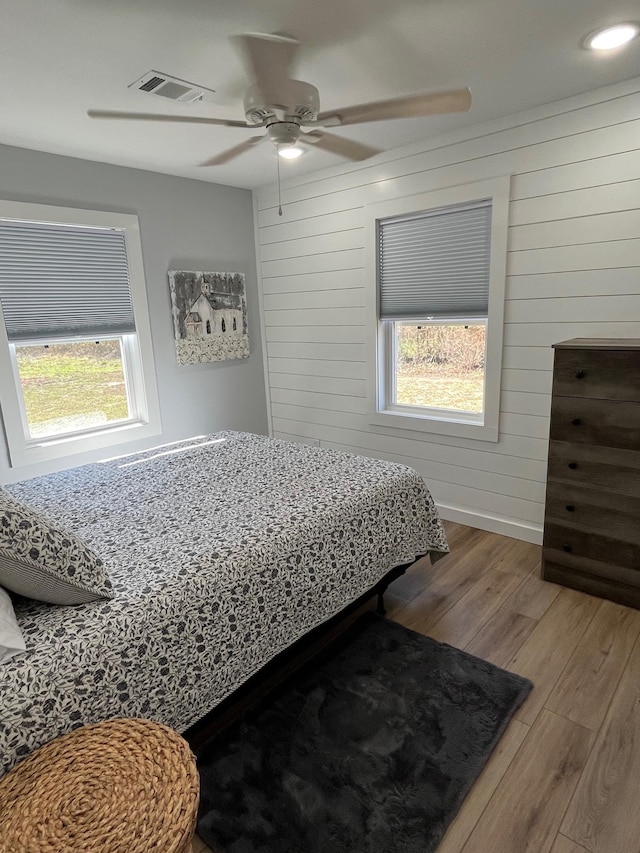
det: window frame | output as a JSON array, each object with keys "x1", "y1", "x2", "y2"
[
  {"x1": 0, "y1": 200, "x2": 161, "y2": 470},
  {"x1": 365, "y1": 177, "x2": 510, "y2": 443}
]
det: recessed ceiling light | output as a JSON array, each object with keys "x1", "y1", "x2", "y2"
[
  {"x1": 278, "y1": 146, "x2": 304, "y2": 159},
  {"x1": 583, "y1": 23, "x2": 639, "y2": 51}
]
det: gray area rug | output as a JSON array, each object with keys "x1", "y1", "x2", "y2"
[{"x1": 196, "y1": 613, "x2": 532, "y2": 853}]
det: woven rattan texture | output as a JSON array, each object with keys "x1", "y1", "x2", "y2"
[{"x1": 0, "y1": 718, "x2": 199, "y2": 853}]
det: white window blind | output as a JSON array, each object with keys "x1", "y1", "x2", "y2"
[
  {"x1": 378, "y1": 200, "x2": 492, "y2": 320},
  {"x1": 0, "y1": 219, "x2": 136, "y2": 342}
]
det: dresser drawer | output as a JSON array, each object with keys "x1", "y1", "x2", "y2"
[
  {"x1": 547, "y1": 441, "x2": 640, "y2": 498},
  {"x1": 552, "y1": 347, "x2": 640, "y2": 401},
  {"x1": 549, "y1": 396, "x2": 640, "y2": 450},
  {"x1": 543, "y1": 548, "x2": 640, "y2": 589},
  {"x1": 543, "y1": 522, "x2": 640, "y2": 572},
  {"x1": 545, "y1": 481, "x2": 640, "y2": 545},
  {"x1": 542, "y1": 559, "x2": 640, "y2": 608}
]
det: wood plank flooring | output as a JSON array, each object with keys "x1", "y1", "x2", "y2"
[{"x1": 193, "y1": 521, "x2": 640, "y2": 853}]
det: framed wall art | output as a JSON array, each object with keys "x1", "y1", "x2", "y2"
[{"x1": 168, "y1": 270, "x2": 250, "y2": 365}]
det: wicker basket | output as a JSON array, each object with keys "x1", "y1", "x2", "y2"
[{"x1": 0, "y1": 718, "x2": 200, "y2": 853}]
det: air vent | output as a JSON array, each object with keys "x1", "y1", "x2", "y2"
[
  {"x1": 139, "y1": 76, "x2": 165, "y2": 93},
  {"x1": 129, "y1": 71, "x2": 218, "y2": 105}
]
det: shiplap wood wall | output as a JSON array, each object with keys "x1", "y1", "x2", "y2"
[{"x1": 253, "y1": 77, "x2": 640, "y2": 544}]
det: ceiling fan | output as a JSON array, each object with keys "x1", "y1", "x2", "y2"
[{"x1": 87, "y1": 32, "x2": 472, "y2": 167}]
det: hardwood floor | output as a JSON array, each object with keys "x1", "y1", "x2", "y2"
[{"x1": 193, "y1": 521, "x2": 640, "y2": 853}]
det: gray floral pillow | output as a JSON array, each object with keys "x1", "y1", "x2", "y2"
[{"x1": 0, "y1": 490, "x2": 113, "y2": 605}]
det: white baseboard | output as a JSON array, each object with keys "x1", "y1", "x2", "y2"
[{"x1": 436, "y1": 501, "x2": 543, "y2": 545}]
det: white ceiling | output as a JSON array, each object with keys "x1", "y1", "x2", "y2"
[{"x1": 1, "y1": 0, "x2": 639, "y2": 189}]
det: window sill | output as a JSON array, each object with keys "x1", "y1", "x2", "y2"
[
  {"x1": 7, "y1": 418, "x2": 162, "y2": 470},
  {"x1": 368, "y1": 410, "x2": 499, "y2": 442}
]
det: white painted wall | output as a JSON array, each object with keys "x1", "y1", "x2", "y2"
[
  {"x1": 0, "y1": 143, "x2": 268, "y2": 483},
  {"x1": 254, "y1": 77, "x2": 640, "y2": 544}
]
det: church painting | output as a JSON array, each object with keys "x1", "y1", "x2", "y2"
[{"x1": 168, "y1": 270, "x2": 250, "y2": 365}]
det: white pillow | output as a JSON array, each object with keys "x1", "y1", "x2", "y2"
[{"x1": 0, "y1": 586, "x2": 26, "y2": 664}]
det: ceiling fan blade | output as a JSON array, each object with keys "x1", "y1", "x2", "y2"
[
  {"x1": 199, "y1": 136, "x2": 265, "y2": 166},
  {"x1": 231, "y1": 33, "x2": 299, "y2": 97},
  {"x1": 303, "y1": 131, "x2": 380, "y2": 161},
  {"x1": 87, "y1": 109, "x2": 250, "y2": 128},
  {"x1": 317, "y1": 88, "x2": 472, "y2": 127}
]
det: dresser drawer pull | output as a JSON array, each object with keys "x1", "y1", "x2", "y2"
[
  {"x1": 571, "y1": 418, "x2": 582, "y2": 426},
  {"x1": 565, "y1": 505, "x2": 576, "y2": 512},
  {"x1": 575, "y1": 369, "x2": 585, "y2": 379},
  {"x1": 563, "y1": 544, "x2": 572, "y2": 553},
  {"x1": 568, "y1": 462, "x2": 578, "y2": 469}
]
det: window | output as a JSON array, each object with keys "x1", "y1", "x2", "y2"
[
  {"x1": 365, "y1": 177, "x2": 509, "y2": 442},
  {"x1": 391, "y1": 320, "x2": 487, "y2": 413},
  {"x1": 0, "y1": 201, "x2": 161, "y2": 469}
]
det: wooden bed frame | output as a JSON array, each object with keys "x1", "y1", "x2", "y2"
[{"x1": 184, "y1": 559, "x2": 415, "y2": 750}]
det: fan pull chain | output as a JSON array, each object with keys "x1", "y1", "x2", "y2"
[{"x1": 276, "y1": 146, "x2": 283, "y2": 216}]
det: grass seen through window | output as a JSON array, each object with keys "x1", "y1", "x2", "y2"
[
  {"x1": 394, "y1": 323, "x2": 486, "y2": 414},
  {"x1": 15, "y1": 340, "x2": 130, "y2": 438}
]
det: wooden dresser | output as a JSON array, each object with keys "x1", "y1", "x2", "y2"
[{"x1": 542, "y1": 338, "x2": 640, "y2": 609}]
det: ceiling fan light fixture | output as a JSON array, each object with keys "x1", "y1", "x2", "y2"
[
  {"x1": 583, "y1": 22, "x2": 639, "y2": 51},
  {"x1": 278, "y1": 145, "x2": 304, "y2": 159}
]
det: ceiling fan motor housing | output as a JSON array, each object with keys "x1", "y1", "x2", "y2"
[
  {"x1": 243, "y1": 80, "x2": 320, "y2": 125},
  {"x1": 266, "y1": 121, "x2": 303, "y2": 147}
]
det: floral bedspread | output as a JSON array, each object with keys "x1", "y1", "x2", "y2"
[{"x1": 1, "y1": 431, "x2": 448, "y2": 775}]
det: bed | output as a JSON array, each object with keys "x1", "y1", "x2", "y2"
[{"x1": 0, "y1": 431, "x2": 448, "y2": 776}]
